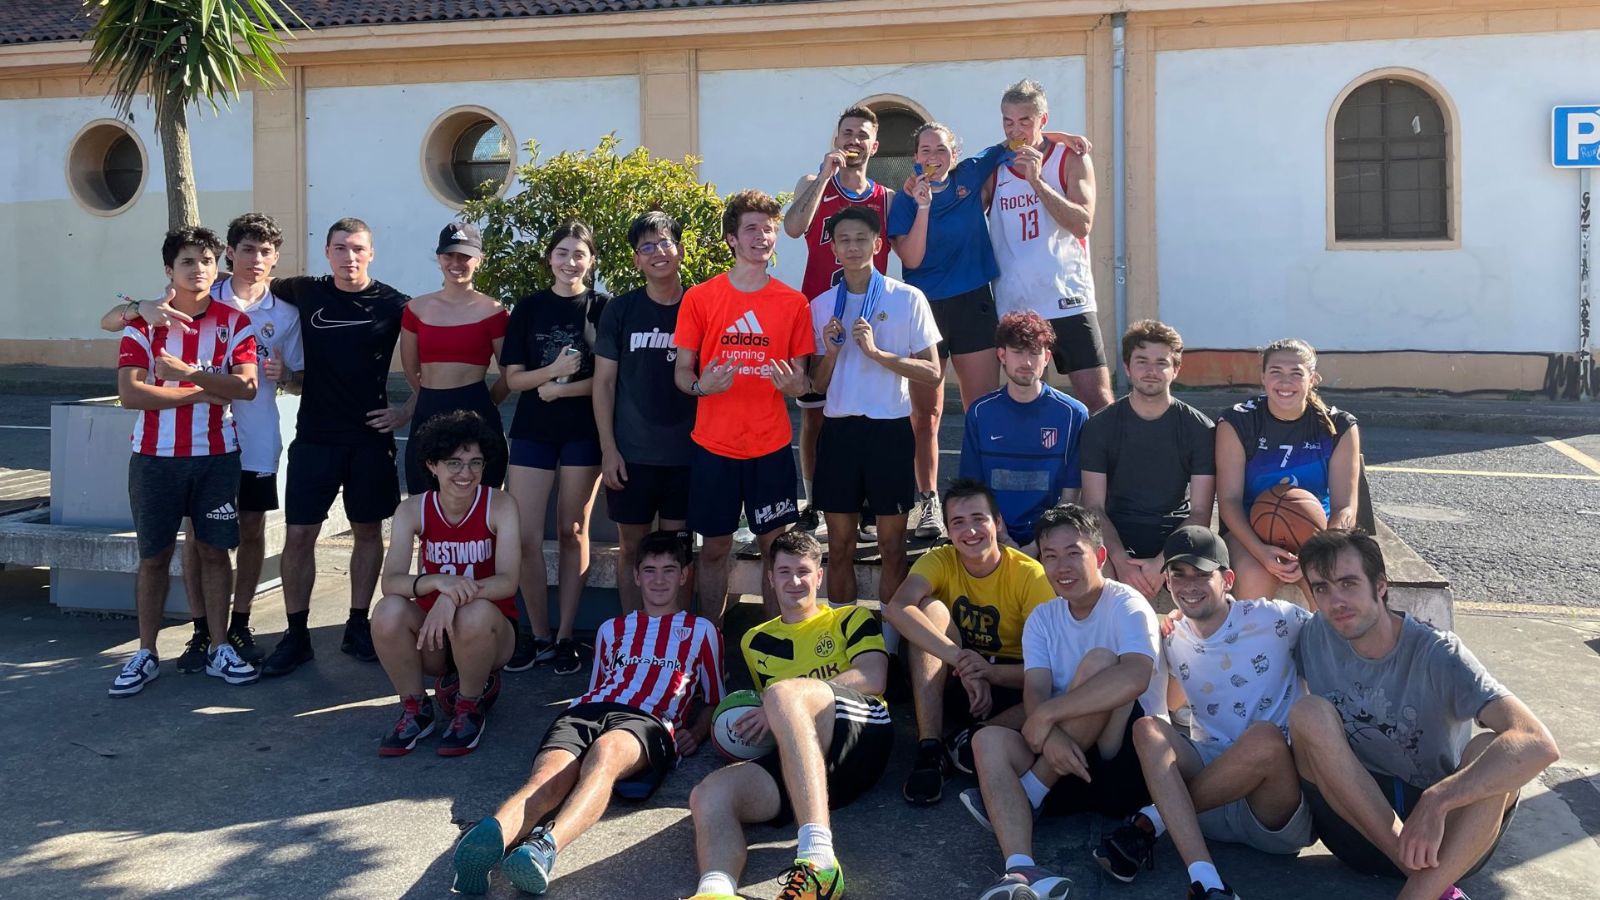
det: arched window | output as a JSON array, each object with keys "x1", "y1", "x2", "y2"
[
  {"x1": 859, "y1": 97, "x2": 929, "y2": 191},
  {"x1": 1330, "y1": 72, "x2": 1454, "y2": 244}
]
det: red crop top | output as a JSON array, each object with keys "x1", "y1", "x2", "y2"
[{"x1": 403, "y1": 306, "x2": 509, "y2": 366}]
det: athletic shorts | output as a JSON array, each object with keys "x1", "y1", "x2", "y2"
[
  {"x1": 128, "y1": 452, "x2": 242, "y2": 559},
  {"x1": 941, "y1": 670, "x2": 1026, "y2": 733},
  {"x1": 1040, "y1": 700, "x2": 1150, "y2": 818},
  {"x1": 797, "y1": 392, "x2": 827, "y2": 410},
  {"x1": 1116, "y1": 519, "x2": 1177, "y2": 561},
  {"x1": 753, "y1": 683, "x2": 894, "y2": 825},
  {"x1": 930, "y1": 285, "x2": 998, "y2": 358},
  {"x1": 1182, "y1": 734, "x2": 1314, "y2": 854},
  {"x1": 538, "y1": 701, "x2": 677, "y2": 800},
  {"x1": 1302, "y1": 769, "x2": 1518, "y2": 880},
  {"x1": 285, "y1": 439, "x2": 401, "y2": 526},
  {"x1": 687, "y1": 444, "x2": 798, "y2": 538},
  {"x1": 508, "y1": 436, "x2": 601, "y2": 471},
  {"x1": 814, "y1": 416, "x2": 917, "y2": 518},
  {"x1": 238, "y1": 469, "x2": 280, "y2": 513},
  {"x1": 1047, "y1": 312, "x2": 1108, "y2": 374},
  {"x1": 606, "y1": 462, "x2": 691, "y2": 525}
]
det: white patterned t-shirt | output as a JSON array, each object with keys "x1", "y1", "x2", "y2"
[{"x1": 1165, "y1": 597, "x2": 1311, "y2": 750}]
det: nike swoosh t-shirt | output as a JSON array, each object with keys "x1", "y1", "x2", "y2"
[{"x1": 272, "y1": 275, "x2": 408, "y2": 446}]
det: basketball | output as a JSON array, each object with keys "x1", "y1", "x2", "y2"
[
  {"x1": 1249, "y1": 483, "x2": 1327, "y2": 553},
  {"x1": 710, "y1": 689, "x2": 774, "y2": 762}
]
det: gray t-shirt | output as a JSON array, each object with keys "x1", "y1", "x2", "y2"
[
  {"x1": 1079, "y1": 397, "x2": 1214, "y2": 546},
  {"x1": 1296, "y1": 613, "x2": 1508, "y2": 789}
]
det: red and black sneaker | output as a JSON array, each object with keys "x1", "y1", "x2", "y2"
[
  {"x1": 438, "y1": 695, "x2": 487, "y2": 757},
  {"x1": 435, "y1": 673, "x2": 460, "y2": 719},
  {"x1": 378, "y1": 695, "x2": 436, "y2": 757}
]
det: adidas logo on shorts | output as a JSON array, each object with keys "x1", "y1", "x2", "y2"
[{"x1": 206, "y1": 502, "x2": 238, "y2": 522}]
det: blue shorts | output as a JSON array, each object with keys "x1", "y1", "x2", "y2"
[
  {"x1": 688, "y1": 444, "x2": 798, "y2": 538},
  {"x1": 508, "y1": 437, "x2": 601, "y2": 471}
]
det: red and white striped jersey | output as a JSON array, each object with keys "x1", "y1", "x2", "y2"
[
  {"x1": 417, "y1": 486, "x2": 514, "y2": 619},
  {"x1": 118, "y1": 300, "x2": 258, "y2": 457},
  {"x1": 575, "y1": 610, "x2": 725, "y2": 738}
]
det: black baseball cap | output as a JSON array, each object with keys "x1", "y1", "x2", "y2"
[
  {"x1": 436, "y1": 222, "x2": 482, "y2": 258},
  {"x1": 1161, "y1": 525, "x2": 1230, "y2": 572}
]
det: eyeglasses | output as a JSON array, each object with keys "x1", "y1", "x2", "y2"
[
  {"x1": 439, "y1": 458, "x2": 486, "y2": 474},
  {"x1": 635, "y1": 239, "x2": 677, "y2": 256}
]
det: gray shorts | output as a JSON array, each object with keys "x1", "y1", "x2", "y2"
[
  {"x1": 128, "y1": 452, "x2": 242, "y2": 559},
  {"x1": 1186, "y1": 734, "x2": 1315, "y2": 855}
]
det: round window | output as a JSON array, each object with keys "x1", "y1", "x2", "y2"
[
  {"x1": 67, "y1": 120, "x2": 146, "y2": 215},
  {"x1": 423, "y1": 107, "x2": 516, "y2": 208}
]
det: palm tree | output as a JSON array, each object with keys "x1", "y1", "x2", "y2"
[{"x1": 83, "y1": 0, "x2": 304, "y2": 229}]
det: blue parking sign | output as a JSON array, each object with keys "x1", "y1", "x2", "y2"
[{"x1": 1553, "y1": 105, "x2": 1600, "y2": 167}]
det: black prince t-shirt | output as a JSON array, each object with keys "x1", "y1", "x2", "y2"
[
  {"x1": 501, "y1": 287, "x2": 608, "y2": 443},
  {"x1": 272, "y1": 275, "x2": 408, "y2": 446},
  {"x1": 594, "y1": 285, "x2": 697, "y2": 466}
]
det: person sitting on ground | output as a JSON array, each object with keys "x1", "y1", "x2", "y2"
[
  {"x1": 1080, "y1": 319, "x2": 1215, "y2": 600},
  {"x1": 961, "y1": 310, "x2": 1088, "y2": 554},
  {"x1": 1094, "y1": 526, "x2": 1314, "y2": 900},
  {"x1": 959, "y1": 504, "x2": 1164, "y2": 900},
  {"x1": 1215, "y1": 338, "x2": 1359, "y2": 603},
  {"x1": 371, "y1": 410, "x2": 520, "y2": 758},
  {"x1": 1289, "y1": 529, "x2": 1559, "y2": 900},
  {"x1": 452, "y1": 530, "x2": 721, "y2": 896},
  {"x1": 686, "y1": 531, "x2": 891, "y2": 900},
  {"x1": 882, "y1": 479, "x2": 1056, "y2": 807}
]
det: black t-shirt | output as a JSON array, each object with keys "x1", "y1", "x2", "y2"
[
  {"x1": 594, "y1": 286, "x2": 698, "y2": 466},
  {"x1": 501, "y1": 287, "x2": 608, "y2": 443},
  {"x1": 272, "y1": 275, "x2": 408, "y2": 446},
  {"x1": 1079, "y1": 396, "x2": 1216, "y2": 531}
]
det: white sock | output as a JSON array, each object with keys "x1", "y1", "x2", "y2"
[
  {"x1": 797, "y1": 823, "x2": 835, "y2": 870},
  {"x1": 1019, "y1": 771, "x2": 1050, "y2": 809},
  {"x1": 803, "y1": 478, "x2": 813, "y2": 504},
  {"x1": 696, "y1": 871, "x2": 737, "y2": 896},
  {"x1": 1005, "y1": 853, "x2": 1035, "y2": 871},
  {"x1": 1187, "y1": 861, "x2": 1224, "y2": 892},
  {"x1": 1138, "y1": 804, "x2": 1167, "y2": 838}
]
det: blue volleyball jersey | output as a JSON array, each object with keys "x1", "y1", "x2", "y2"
[
  {"x1": 887, "y1": 143, "x2": 1007, "y2": 301},
  {"x1": 960, "y1": 384, "x2": 1088, "y2": 544},
  {"x1": 1218, "y1": 395, "x2": 1357, "y2": 514}
]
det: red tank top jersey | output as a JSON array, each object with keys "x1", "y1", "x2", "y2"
[
  {"x1": 801, "y1": 175, "x2": 892, "y2": 299},
  {"x1": 417, "y1": 486, "x2": 513, "y2": 619},
  {"x1": 402, "y1": 306, "x2": 509, "y2": 366}
]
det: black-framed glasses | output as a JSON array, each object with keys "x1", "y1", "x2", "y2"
[
  {"x1": 440, "y1": 458, "x2": 487, "y2": 474},
  {"x1": 636, "y1": 239, "x2": 677, "y2": 256}
]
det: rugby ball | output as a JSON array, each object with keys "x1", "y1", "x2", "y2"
[{"x1": 710, "y1": 689, "x2": 775, "y2": 761}]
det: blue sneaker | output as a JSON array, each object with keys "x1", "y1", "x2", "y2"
[
  {"x1": 108, "y1": 649, "x2": 159, "y2": 697},
  {"x1": 451, "y1": 818, "x2": 505, "y2": 895},
  {"x1": 503, "y1": 826, "x2": 558, "y2": 895}
]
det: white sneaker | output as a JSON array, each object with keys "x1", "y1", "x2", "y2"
[
  {"x1": 206, "y1": 643, "x2": 260, "y2": 685},
  {"x1": 914, "y1": 492, "x2": 945, "y2": 539},
  {"x1": 108, "y1": 649, "x2": 160, "y2": 697}
]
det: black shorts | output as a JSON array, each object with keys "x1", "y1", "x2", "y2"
[
  {"x1": 941, "y1": 671, "x2": 1026, "y2": 732},
  {"x1": 1302, "y1": 769, "x2": 1518, "y2": 880},
  {"x1": 508, "y1": 436, "x2": 601, "y2": 471},
  {"x1": 285, "y1": 439, "x2": 401, "y2": 526},
  {"x1": 930, "y1": 285, "x2": 999, "y2": 358},
  {"x1": 606, "y1": 462, "x2": 692, "y2": 525},
  {"x1": 814, "y1": 416, "x2": 917, "y2": 518},
  {"x1": 538, "y1": 702, "x2": 677, "y2": 800},
  {"x1": 238, "y1": 469, "x2": 280, "y2": 513},
  {"x1": 128, "y1": 452, "x2": 242, "y2": 559},
  {"x1": 753, "y1": 683, "x2": 894, "y2": 825},
  {"x1": 687, "y1": 444, "x2": 798, "y2": 538},
  {"x1": 1047, "y1": 312, "x2": 1108, "y2": 374},
  {"x1": 1115, "y1": 519, "x2": 1176, "y2": 560},
  {"x1": 1040, "y1": 700, "x2": 1150, "y2": 818},
  {"x1": 405, "y1": 383, "x2": 507, "y2": 494}
]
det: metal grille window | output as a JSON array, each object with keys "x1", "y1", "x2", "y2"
[
  {"x1": 866, "y1": 106, "x2": 926, "y2": 191},
  {"x1": 102, "y1": 134, "x2": 143, "y2": 208},
  {"x1": 1333, "y1": 79, "x2": 1450, "y2": 241},
  {"x1": 451, "y1": 120, "x2": 512, "y2": 200}
]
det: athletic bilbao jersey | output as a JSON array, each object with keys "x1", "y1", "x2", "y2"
[
  {"x1": 416, "y1": 486, "x2": 513, "y2": 619},
  {"x1": 960, "y1": 384, "x2": 1088, "y2": 545},
  {"x1": 988, "y1": 140, "x2": 1095, "y2": 321},
  {"x1": 576, "y1": 611, "x2": 725, "y2": 738},
  {"x1": 741, "y1": 605, "x2": 886, "y2": 697},
  {"x1": 802, "y1": 176, "x2": 892, "y2": 299},
  {"x1": 1218, "y1": 395, "x2": 1358, "y2": 514},
  {"x1": 118, "y1": 300, "x2": 257, "y2": 457}
]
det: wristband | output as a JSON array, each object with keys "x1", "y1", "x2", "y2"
[
  {"x1": 691, "y1": 379, "x2": 703, "y2": 396},
  {"x1": 412, "y1": 573, "x2": 424, "y2": 596}
]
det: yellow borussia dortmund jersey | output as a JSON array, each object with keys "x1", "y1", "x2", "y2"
[
  {"x1": 742, "y1": 605, "x2": 886, "y2": 695},
  {"x1": 909, "y1": 544, "x2": 1055, "y2": 661}
]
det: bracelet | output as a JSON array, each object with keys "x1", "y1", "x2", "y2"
[
  {"x1": 691, "y1": 379, "x2": 703, "y2": 396},
  {"x1": 122, "y1": 301, "x2": 138, "y2": 323},
  {"x1": 412, "y1": 573, "x2": 423, "y2": 596}
]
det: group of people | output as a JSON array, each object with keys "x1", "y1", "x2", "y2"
[{"x1": 104, "y1": 78, "x2": 1558, "y2": 900}]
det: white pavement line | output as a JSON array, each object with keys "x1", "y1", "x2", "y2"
[
  {"x1": 0, "y1": 425, "x2": 49, "y2": 430},
  {"x1": 1366, "y1": 465, "x2": 1600, "y2": 482},
  {"x1": 1537, "y1": 435, "x2": 1600, "y2": 477},
  {"x1": 1456, "y1": 600, "x2": 1600, "y2": 620}
]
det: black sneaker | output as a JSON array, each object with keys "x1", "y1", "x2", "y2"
[
  {"x1": 378, "y1": 695, "x2": 436, "y2": 757},
  {"x1": 261, "y1": 631, "x2": 315, "y2": 677},
  {"x1": 479, "y1": 670, "x2": 503, "y2": 713},
  {"x1": 176, "y1": 632, "x2": 210, "y2": 674},
  {"x1": 341, "y1": 618, "x2": 378, "y2": 662},
  {"x1": 903, "y1": 738, "x2": 947, "y2": 806},
  {"x1": 946, "y1": 726, "x2": 977, "y2": 775},
  {"x1": 1186, "y1": 883, "x2": 1239, "y2": 900},
  {"x1": 438, "y1": 695, "x2": 487, "y2": 756},
  {"x1": 551, "y1": 639, "x2": 583, "y2": 676},
  {"x1": 1094, "y1": 818, "x2": 1158, "y2": 883},
  {"x1": 795, "y1": 504, "x2": 822, "y2": 534},
  {"x1": 504, "y1": 633, "x2": 554, "y2": 673},
  {"x1": 227, "y1": 623, "x2": 263, "y2": 665}
]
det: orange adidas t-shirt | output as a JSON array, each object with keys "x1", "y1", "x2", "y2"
[{"x1": 674, "y1": 272, "x2": 813, "y2": 459}]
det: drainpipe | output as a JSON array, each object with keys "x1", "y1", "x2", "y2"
[{"x1": 1111, "y1": 12, "x2": 1129, "y2": 391}]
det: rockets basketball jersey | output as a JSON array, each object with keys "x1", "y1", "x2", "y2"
[
  {"x1": 416, "y1": 485, "x2": 512, "y2": 619},
  {"x1": 988, "y1": 140, "x2": 1095, "y2": 321},
  {"x1": 802, "y1": 175, "x2": 892, "y2": 300}
]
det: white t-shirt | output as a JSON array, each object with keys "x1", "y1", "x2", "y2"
[
  {"x1": 1021, "y1": 579, "x2": 1166, "y2": 718},
  {"x1": 810, "y1": 275, "x2": 940, "y2": 419},
  {"x1": 1164, "y1": 597, "x2": 1311, "y2": 750},
  {"x1": 215, "y1": 277, "x2": 304, "y2": 474}
]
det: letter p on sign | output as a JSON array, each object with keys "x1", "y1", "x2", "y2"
[{"x1": 1553, "y1": 105, "x2": 1600, "y2": 167}]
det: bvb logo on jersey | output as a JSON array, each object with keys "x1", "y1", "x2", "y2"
[{"x1": 814, "y1": 633, "x2": 836, "y2": 658}]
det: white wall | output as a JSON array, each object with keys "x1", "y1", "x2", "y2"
[
  {"x1": 698, "y1": 57, "x2": 1088, "y2": 287},
  {"x1": 1156, "y1": 31, "x2": 1600, "y2": 353},
  {"x1": 304, "y1": 78, "x2": 640, "y2": 296}
]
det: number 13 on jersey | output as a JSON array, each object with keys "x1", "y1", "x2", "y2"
[{"x1": 1017, "y1": 208, "x2": 1040, "y2": 241}]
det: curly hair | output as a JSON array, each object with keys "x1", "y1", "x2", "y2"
[
  {"x1": 413, "y1": 410, "x2": 506, "y2": 490},
  {"x1": 721, "y1": 189, "x2": 783, "y2": 239},
  {"x1": 225, "y1": 212, "x2": 284, "y2": 250},
  {"x1": 995, "y1": 310, "x2": 1056, "y2": 354}
]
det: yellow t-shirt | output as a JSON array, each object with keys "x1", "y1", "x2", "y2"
[
  {"x1": 741, "y1": 605, "x2": 887, "y2": 694},
  {"x1": 909, "y1": 544, "x2": 1055, "y2": 661}
]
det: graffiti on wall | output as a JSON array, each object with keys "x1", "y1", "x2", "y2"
[{"x1": 1543, "y1": 352, "x2": 1599, "y2": 400}]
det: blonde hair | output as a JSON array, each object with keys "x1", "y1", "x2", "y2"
[
  {"x1": 1262, "y1": 338, "x2": 1336, "y2": 436},
  {"x1": 1001, "y1": 79, "x2": 1049, "y2": 116}
]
